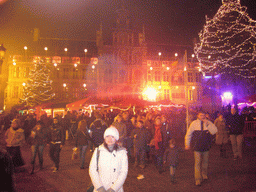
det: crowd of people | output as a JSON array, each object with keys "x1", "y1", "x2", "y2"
[{"x1": 0, "y1": 105, "x2": 255, "y2": 191}]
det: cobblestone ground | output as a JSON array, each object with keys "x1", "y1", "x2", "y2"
[{"x1": 1, "y1": 132, "x2": 256, "y2": 192}]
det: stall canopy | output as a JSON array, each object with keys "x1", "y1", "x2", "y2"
[
  {"x1": 240, "y1": 94, "x2": 256, "y2": 103},
  {"x1": 111, "y1": 98, "x2": 148, "y2": 108},
  {"x1": 66, "y1": 97, "x2": 110, "y2": 109}
]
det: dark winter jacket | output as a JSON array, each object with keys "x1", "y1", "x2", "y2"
[
  {"x1": 163, "y1": 145, "x2": 181, "y2": 167},
  {"x1": 75, "y1": 130, "x2": 90, "y2": 147},
  {"x1": 90, "y1": 119, "x2": 107, "y2": 146},
  {"x1": 130, "y1": 127, "x2": 151, "y2": 150},
  {"x1": 226, "y1": 113, "x2": 244, "y2": 135},
  {"x1": 49, "y1": 123, "x2": 65, "y2": 145},
  {"x1": 30, "y1": 126, "x2": 49, "y2": 145}
]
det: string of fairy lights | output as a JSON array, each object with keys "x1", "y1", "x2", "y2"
[
  {"x1": 194, "y1": 0, "x2": 256, "y2": 78},
  {"x1": 21, "y1": 60, "x2": 55, "y2": 107}
]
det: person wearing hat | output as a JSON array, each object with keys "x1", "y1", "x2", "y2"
[{"x1": 89, "y1": 126, "x2": 128, "y2": 192}]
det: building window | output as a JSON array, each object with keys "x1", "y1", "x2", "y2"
[
  {"x1": 188, "y1": 72, "x2": 193, "y2": 82},
  {"x1": 197, "y1": 90, "x2": 201, "y2": 100},
  {"x1": 163, "y1": 72, "x2": 169, "y2": 82},
  {"x1": 63, "y1": 68, "x2": 69, "y2": 79},
  {"x1": 189, "y1": 90, "x2": 193, "y2": 100},
  {"x1": 119, "y1": 70, "x2": 126, "y2": 84},
  {"x1": 12, "y1": 86, "x2": 19, "y2": 98},
  {"x1": 195, "y1": 73, "x2": 201, "y2": 82},
  {"x1": 82, "y1": 69, "x2": 86, "y2": 79},
  {"x1": 56, "y1": 70, "x2": 59, "y2": 79},
  {"x1": 24, "y1": 67, "x2": 30, "y2": 78},
  {"x1": 164, "y1": 89, "x2": 170, "y2": 100},
  {"x1": 172, "y1": 92, "x2": 185, "y2": 99},
  {"x1": 105, "y1": 69, "x2": 113, "y2": 83},
  {"x1": 155, "y1": 71, "x2": 161, "y2": 82},
  {"x1": 72, "y1": 88, "x2": 79, "y2": 98},
  {"x1": 13, "y1": 67, "x2": 20, "y2": 78},
  {"x1": 148, "y1": 70, "x2": 152, "y2": 81},
  {"x1": 73, "y1": 68, "x2": 78, "y2": 79}
]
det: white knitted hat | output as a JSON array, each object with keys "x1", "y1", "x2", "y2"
[{"x1": 104, "y1": 126, "x2": 119, "y2": 141}]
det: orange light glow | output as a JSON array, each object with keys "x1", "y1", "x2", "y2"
[{"x1": 143, "y1": 87, "x2": 157, "y2": 101}]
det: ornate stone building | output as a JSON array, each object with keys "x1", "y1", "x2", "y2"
[{"x1": 2, "y1": 6, "x2": 203, "y2": 112}]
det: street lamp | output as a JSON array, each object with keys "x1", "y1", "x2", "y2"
[
  {"x1": 24, "y1": 46, "x2": 28, "y2": 61},
  {"x1": 44, "y1": 47, "x2": 48, "y2": 57},
  {"x1": 63, "y1": 83, "x2": 67, "y2": 99},
  {"x1": 64, "y1": 48, "x2": 68, "y2": 56}
]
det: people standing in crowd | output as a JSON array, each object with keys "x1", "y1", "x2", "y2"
[
  {"x1": 75, "y1": 119, "x2": 91, "y2": 169},
  {"x1": 23, "y1": 114, "x2": 37, "y2": 142},
  {"x1": 89, "y1": 126, "x2": 128, "y2": 192},
  {"x1": 48, "y1": 117, "x2": 65, "y2": 172},
  {"x1": 152, "y1": 116, "x2": 165, "y2": 174},
  {"x1": 144, "y1": 112, "x2": 154, "y2": 162},
  {"x1": 185, "y1": 111, "x2": 217, "y2": 186},
  {"x1": 163, "y1": 138, "x2": 180, "y2": 184},
  {"x1": 29, "y1": 121, "x2": 49, "y2": 174},
  {"x1": 214, "y1": 113, "x2": 229, "y2": 158},
  {"x1": 161, "y1": 114, "x2": 172, "y2": 149},
  {"x1": 0, "y1": 146, "x2": 15, "y2": 192},
  {"x1": 89, "y1": 112, "x2": 108, "y2": 148},
  {"x1": 122, "y1": 111, "x2": 135, "y2": 161},
  {"x1": 226, "y1": 108, "x2": 244, "y2": 160},
  {"x1": 130, "y1": 120, "x2": 151, "y2": 169},
  {"x1": 5, "y1": 119, "x2": 25, "y2": 170},
  {"x1": 144, "y1": 112, "x2": 154, "y2": 132},
  {"x1": 112, "y1": 114, "x2": 127, "y2": 147}
]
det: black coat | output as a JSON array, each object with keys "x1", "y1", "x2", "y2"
[{"x1": 226, "y1": 113, "x2": 244, "y2": 135}]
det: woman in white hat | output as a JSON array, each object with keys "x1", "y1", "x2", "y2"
[{"x1": 89, "y1": 126, "x2": 128, "y2": 192}]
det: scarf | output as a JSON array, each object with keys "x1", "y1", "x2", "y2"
[{"x1": 154, "y1": 125, "x2": 162, "y2": 150}]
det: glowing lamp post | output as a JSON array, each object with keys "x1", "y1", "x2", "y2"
[
  {"x1": 44, "y1": 47, "x2": 48, "y2": 56},
  {"x1": 63, "y1": 83, "x2": 67, "y2": 99},
  {"x1": 64, "y1": 48, "x2": 68, "y2": 56},
  {"x1": 24, "y1": 46, "x2": 28, "y2": 61}
]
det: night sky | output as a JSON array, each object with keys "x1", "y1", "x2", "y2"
[{"x1": 1, "y1": 0, "x2": 256, "y2": 56}]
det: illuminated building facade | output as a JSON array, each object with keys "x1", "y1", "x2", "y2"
[{"x1": 3, "y1": 6, "x2": 203, "y2": 111}]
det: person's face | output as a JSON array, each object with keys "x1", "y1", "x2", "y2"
[
  {"x1": 161, "y1": 116, "x2": 167, "y2": 123},
  {"x1": 231, "y1": 108, "x2": 236, "y2": 115},
  {"x1": 155, "y1": 118, "x2": 161, "y2": 125},
  {"x1": 105, "y1": 135, "x2": 117, "y2": 146},
  {"x1": 123, "y1": 113, "x2": 129, "y2": 120},
  {"x1": 131, "y1": 117, "x2": 136, "y2": 125},
  {"x1": 118, "y1": 116, "x2": 122, "y2": 122},
  {"x1": 11, "y1": 121, "x2": 18, "y2": 129},
  {"x1": 137, "y1": 121, "x2": 143, "y2": 128},
  {"x1": 197, "y1": 113, "x2": 206, "y2": 121},
  {"x1": 36, "y1": 124, "x2": 42, "y2": 130},
  {"x1": 53, "y1": 119, "x2": 58, "y2": 124}
]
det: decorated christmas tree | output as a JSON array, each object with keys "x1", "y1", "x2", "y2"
[
  {"x1": 21, "y1": 60, "x2": 55, "y2": 107},
  {"x1": 194, "y1": 0, "x2": 256, "y2": 78}
]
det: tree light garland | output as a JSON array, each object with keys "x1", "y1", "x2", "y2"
[
  {"x1": 194, "y1": 0, "x2": 256, "y2": 78},
  {"x1": 20, "y1": 60, "x2": 55, "y2": 107}
]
